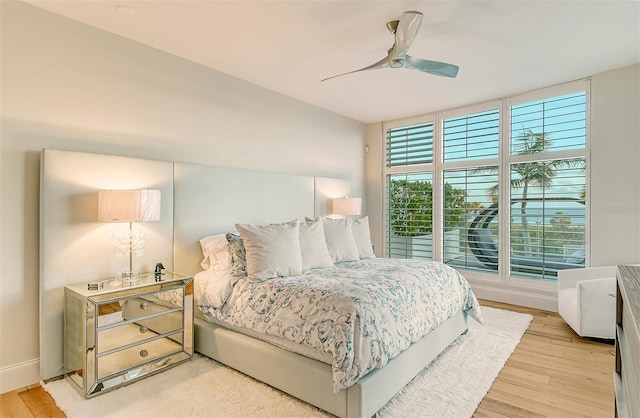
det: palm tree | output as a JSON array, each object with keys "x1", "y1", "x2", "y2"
[{"x1": 472, "y1": 128, "x2": 584, "y2": 256}]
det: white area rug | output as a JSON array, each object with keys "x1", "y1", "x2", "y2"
[{"x1": 44, "y1": 307, "x2": 532, "y2": 418}]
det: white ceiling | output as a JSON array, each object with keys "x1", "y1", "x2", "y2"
[{"x1": 25, "y1": 0, "x2": 640, "y2": 123}]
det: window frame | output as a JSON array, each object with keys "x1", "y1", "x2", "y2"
[
  {"x1": 382, "y1": 80, "x2": 590, "y2": 289},
  {"x1": 384, "y1": 114, "x2": 438, "y2": 260},
  {"x1": 505, "y1": 80, "x2": 590, "y2": 288}
]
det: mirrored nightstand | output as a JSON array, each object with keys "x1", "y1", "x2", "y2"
[{"x1": 64, "y1": 272, "x2": 194, "y2": 398}]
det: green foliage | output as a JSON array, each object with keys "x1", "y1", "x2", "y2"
[
  {"x1": 444, "y1": 183, "x2": 466, "y2": 230},
  {"x1": 389, "y1": 180, "x2": 466, "y2": 236}
]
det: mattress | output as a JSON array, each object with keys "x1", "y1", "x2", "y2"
[{"x1": 197, "y1": 258, "x2": 482, "y2": 391}]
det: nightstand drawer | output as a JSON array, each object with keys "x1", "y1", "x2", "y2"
[
  {"x1": 97, "y1": 332, "x2": 183, "y2": 379},
  {"x1": 97, "y1": 313, "x2": 183, "y2": 354},
  {"x1": 119, "y1": 290, "x2": 184, "y2": 322}
]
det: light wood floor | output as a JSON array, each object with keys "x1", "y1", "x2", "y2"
[
  {"x1": 0, "y1": 300, "x2": 615, "y2": 418},
  {"x1": 475, "y1": 300, "x2": 614, "y2": 418}
]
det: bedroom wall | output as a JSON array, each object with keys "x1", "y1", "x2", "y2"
[
  {"x1": 590, "y1": 64, "x2": 640, "y2": 266},
  {"x1": 364, "y1": 63, "x2": 640, "y2": 308},
  {"x1": 0, "y1": 1, "x2": 365, "y2": 393}
]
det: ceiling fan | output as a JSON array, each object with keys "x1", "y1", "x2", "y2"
[{"x1": 322, "y1": 10, "x2": 459, "y2": 81}]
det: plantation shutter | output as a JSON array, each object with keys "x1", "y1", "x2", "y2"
[
  {"x1": 443, "y1": 167, "x2": 499, "y2": 272},
  {"x1": 508, "y1": 162, "x2": 586, "y2": 280},
  {"x1": 386, "y1": 122, "x2": 436, "y2": 260},
  {"x1": 439, "y1": 108, "x2": 501, "y2": 272},
  {"x1": 386, "y1": 173, "x2": 434, "y2": 260},
  {"x1": 508, "y1": 90, "x2": 587, "y2": 280},
  {"x1": 511, "y1": 92, "x2": 587, "y2": 153},
  {"x1": 386, "y1": 122, "x2": 434, "y2": 167},
  {"x1": 443, "y1": 109, "x2": 500, "y2": 162}
]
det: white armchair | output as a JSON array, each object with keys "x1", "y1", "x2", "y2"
[{"x1": 557, "y1": 266, "x2": 617, "y2": 339}]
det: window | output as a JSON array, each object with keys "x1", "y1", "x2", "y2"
[
  {"x1": 510, "y1": 92, "x2": 586, "y2": 154},
  {"x1": 384, "y1": 81, "x2": 589, "y2": 283},
  {"x1": 507, "y1": 90, "x2": 587, "y2": 281},
  {"x1": 386, "y1": 122, "x2": 434, "y2": 167},
  {"x1": 386, "y1": 172, "x2": 434, "y2": 260},
  {"x1": 444, "y1": 167, "x2": 499, "y2": 272},
  {"x1": 509, "y1": 161, "x2": 586, "y2": 280},
  {"x1": 443, "y1": 109, "x2": 499, "y2": 162},
  {"x1": 386, "y1": 118, "x2": 436, "y2": 260}
]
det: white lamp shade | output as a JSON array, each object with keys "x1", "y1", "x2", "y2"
[
  {"x1": 332, "y1": 197, "x2": 362, "y2": 216},
  {"x1": 98, "y1": 189, "x2": 161, "y2": 222}
]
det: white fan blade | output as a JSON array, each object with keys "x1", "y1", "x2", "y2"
[
  {"x1": 321, "y1": 56, "x2": 390, "y2": 82},
  {"x1": 388, "y1": 11, "x2": 423, "y2": 61},
  {"x1": 404, "y1": 55, "x2": 459, "y2": 78}
]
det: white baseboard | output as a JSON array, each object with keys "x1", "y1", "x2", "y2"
[
  {"x1": 0, "y1": 358, "x2": 40, "y2": 394},
  {"x1": 470, "y1": 281, "x2": 558, "y2": 312}
]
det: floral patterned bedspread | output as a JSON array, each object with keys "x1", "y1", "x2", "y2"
[{"x1": 198, "y1": 258, "x2": 483, "y2": 392}]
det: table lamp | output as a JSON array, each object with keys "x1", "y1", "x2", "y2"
[
  {"x1": 332, "y1": 196, "x2": 362, "y2": 217},
  {"x1": 98, "y1": 189, "x2": 161, "y2": 283}
]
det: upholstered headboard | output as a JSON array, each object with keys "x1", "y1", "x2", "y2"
[
  {"x1": 40, "y1": 149, "x2": 350, "y2": 379},
  {"x1": 173, "y1": 162, "x2": 350, "y2": 275}
]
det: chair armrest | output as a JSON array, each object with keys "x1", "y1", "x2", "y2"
[
  {"x1": 577, "y1": 277, "x2": 617, "y2": 338},
  {"x1": 577, "y1": 277, "x2": 616, "y2": 313},
  {"x1": 557, "y1": 266, "x2": 616, "y2": 291},
  {"x1": 577, "y1": 277, "x2": 616, "y2": 298}
]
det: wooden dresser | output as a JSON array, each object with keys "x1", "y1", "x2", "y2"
[{"x1": 614, "y1": 265, "x2": 640, "y2": 417}]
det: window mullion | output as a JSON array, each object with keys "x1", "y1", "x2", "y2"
[
  {"x1": 500, "y1": 100, "x2": 511, "y2": 283},
  {"x1": 441, "y1": 158, "x2": 501, "y2": 171},
  {"x1": 385, "y1": 164, "x2": 433, "y2": 176},
  {"x1": 432, "y1": 115, "x2": 443, "y2": 262}
]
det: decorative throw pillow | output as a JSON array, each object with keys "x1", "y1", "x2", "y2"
[
  {"x1": 225, "y1": 233, "x2": 247, "y2": 277},
  {"x1": 236, "y1": 220, "x2": 303, "y2": 280},
  {"x1": 199, "y1": 234, "x2": 233, "y2": 271},
  {"x1": 351, "y1": 216, "x2": 376, "y2": 259},
  {"x1": 299, "y1": 218, "x2": 334, "y2": 271},
  {"x1": 194, "y1": 269, "x2": 237, "y2": 309},
  {"x1": 320, "y1": 217, "x2": 360, "y2": 263}
]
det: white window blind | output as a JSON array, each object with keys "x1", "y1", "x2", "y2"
[
  {"x1": 386, "y1": 122, "x2": 434, "y2": 167},
  {"x1": 509, "y1": 160, "x2": 586, "y2": 280},
  {"x1": 443, "y1": 167, "x2": 499, "y2": 272},
  {"x1": 508, "y1": 89, "x2": 587, "y2": 280},
  {"x1": 386, "y1": 172, "x2": 434, "y2": 260},
  {"x1": 443, "y1": 109, "x2": 500, "y2": 162},
  {"x1": 511, "y1": 92, "x2": 587, "y2": 154}
]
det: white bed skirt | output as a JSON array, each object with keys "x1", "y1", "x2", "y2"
[{"x1": 194, "y1": 309, "x2": 469, "y2": 418}]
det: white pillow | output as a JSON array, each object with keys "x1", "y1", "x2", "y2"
[
  {"x1": 299, "y1": 218, "x2": 334, "y2": 271},
  {"x1": 194, "y1": 269, "x2": 237, "y2": 309},
  {"x1": 352, "y1": 216, "x2": 376, "y2": 259},
  {"x1": 236, "y1": 220, "x2": 302, "y2": 280},
  {"x1": 320, "y1": 217, "x2": 360, "y2": 263},
  {"x1": 199, "y1": 234, "x2": 233, "y2": 271}
]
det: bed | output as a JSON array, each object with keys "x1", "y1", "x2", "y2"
[
  {"x1": 187, "y1": 216, "x2": 482, "y2": 418},
  {"x1": 38, "y1": 152, "x2": 482, "y2": 416},
  {"x1": 163, "y1": 163, "x2": 484, "y2": 417}
]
